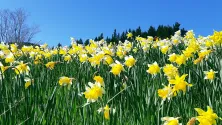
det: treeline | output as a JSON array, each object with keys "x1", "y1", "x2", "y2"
[{"x1": 75, "y1": 22, "x2": 187, "y2": 46}]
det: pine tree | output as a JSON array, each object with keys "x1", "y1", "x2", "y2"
[{"x1": 148, "y1": 26, "x2": 156, "y2": 37}]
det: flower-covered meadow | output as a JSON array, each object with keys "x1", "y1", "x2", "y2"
[{"x1": 0, "y1": 30, "x2": 222, "y2": 124}]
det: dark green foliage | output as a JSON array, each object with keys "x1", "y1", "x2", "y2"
[{"x1": 94, "y1": 22, "x2": 187, "y2": 44}]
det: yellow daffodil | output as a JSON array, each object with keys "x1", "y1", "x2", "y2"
[
  {"x1": 59, "y1": 48, "x2": 67, "y2": 55},
  {"x1": 163, "y1": 64, "x2": 178, "y2": 79},
  {"x1": 110, "y1": 61, "x2": 124, "y2": 76},
  {"x1": 183, "y1": 47, "x2": 194, "y2": 58},
  {"x1": 104, "y1": 105, "x2": 110, "y2": 120},
  {"x1": 104, "y1": 55, "x2": 113, "y2": 65},
  {"x1": 93, "y1": 75, "x2": 104, "y2": 87},
  {"x1": 195, "y1": 106, "x2": 219, "y2": 125},
  {"x1": 161, "y1": 45, "x2": 170, "y2": 54},
  {"x1": 0, "y1": 62, "x2": 10, "y2": 73},
  {"x1": 124, "y1": 55, "x2": 136, "y2": 68},
  {"x1": 147, "y1": 62, "x2": 160, "y2": 75},
  {"x1": 193, "y1": 57, "x2": 204, "y2": 65},
  {"x1": 25, "y1": 77, "x2": 32, "y2": 89},
  {"x1": 168, "y1": 53, "x2": 177, "y2": 63},
  {"x1": 161, "y1": 117, "x2": 181, "y2": 125},
  {"x1": 79, "y1": 54, "x2": 88, "y2": 63},
  {"x1": 45, "y1": 61, "x2": 57, "y2": 70},
  {"x1": 10, "y1": 44, "x2": 18, "y2": 53},
  {"x1": 64, "y1": 55, "x2": 72, "y2": 62},
  {"x1": 175, "y1": 54, "x2": 186, "y2": 66},
  {"x1": 14, "y1": 61, "x2": 30, "y2": 75},
  {"x1": 210, "y1": 31, "x2": 222, "y2": 44},
  {"x1": 84, "y1": 82, "x2": 105, "y2": 103},
  {"x1": 158, "y1": 84, "x2": 173, "y2": 100},
  {"x1": 127, "y1": 32, "x2": 133, "y2": 39},
  {"x1": 198, "y1": 49, "x2": 211, "y2": 59},
  {"x1": 5, "y1": 53, "x2": 15, "y2": 63},
  {"x1": 59, "y1": 76, "x2": 73, "y2": 86},
  {"x1": 204, "y1": 69, "x2": 217, "y2": 80},
  {"x1": 169, "y1": 74, "x2": 192, "y2": 94},
  {"x1": 97, "y1": 104, "x2": 116, "y2": 120}
]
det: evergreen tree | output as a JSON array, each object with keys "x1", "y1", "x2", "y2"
[
  {"x1": 173, "y1": 22, "x2": 180, "y2": 32},
  {"x1": 77, "y1": 39, "x2": 83, "y2": 44},
  {"x1": 57, "y1": 43, "x2": 62, "y2": 47},
  {"x1": 111, "y1": 29, "x2": 118, "y2": 44},
  {"x1": 148, "y1": 26, "x2": 156, "y2": 37},
  {"x1": 97, "y1": 33, "x2": 104, "y2": 41},
  {"x1": 135, "y1": 26, "x2": 142, "y2": 36},
  {"x1": 91, "y1": 22, "x2": 187, "y2": 44},
  {"x1": 84, "y1": 39, "x2": 89, "y2": 46}
]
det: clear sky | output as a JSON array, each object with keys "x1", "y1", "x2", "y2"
[{"x1": 1, "y1": 0, "x2": 222, "y2": 46}]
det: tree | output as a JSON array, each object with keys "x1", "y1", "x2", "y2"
[
  {"x1": 57, "y1": 43, "x2": 62, "y2": 47},
  {"x1": 84, "y1": 39, "x2": 89, "y2": 46},
  {"x1": 0, "y1": 8, "x2": 39, "y2": 43},
  {"x1": 92, "y1": 22, "x2": 187, "y2": 43},
  {"x1": 76, "y1": 38, "x2": 83, "y2": 44},
  {"x1": 173, "y1": 22, "x2": 180, "y2": 32},
  {"x1": 148, "y1": 26, "x2": 156, "y2": 37},
  {"x1": 135, "y1": 26, "x2": 142, "y2": 36},
  {"x1": 97, "y1": 33, "x2": 104, "y2": 41},
  {"x1": 111, "y1": 29, "x2": 118, "y2": 44}
]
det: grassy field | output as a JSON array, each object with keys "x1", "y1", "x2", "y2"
[{"x1": 0, "y1": 30, "x2": 222, "y2": 125}]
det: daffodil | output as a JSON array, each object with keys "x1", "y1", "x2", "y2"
[
  {"x1": 104, "y1": 55, "x2": 113, "y2": 65},
  {"x1": 79, "y1": 54, "x2": 88, "y2": 63},
  {"x1": 169, "y1": 74, "x2": 192, "y2": 94},
  {"x1": 161, "y1": 117, "x2": 181, "y2": 125},
  {"x1": 44, "y1": 52, "x2": 52, "y2": 59},
  {"x1": 5, "y1": 53, "x2": 15, "y2": 63},
  {"x1": 185, "y1": 30, "x2": 195, "y2": 39},
  {"x1": 168, "y1": 53, "x2": 177, "y2": 63},
  {"x1": 161, "y1": 45, "x2": 170, "y2": 54},
  {"x1": 183, "y1": 47, "x2": 194, "y2": 58},
  {"x1": 198, "y1": 49, "x2": 211, "y2": 59},
  {"x1": 163, "y1": 64, "x2": 178, "y2": 79},
  {"x1": 158, "y1": 84, "x2": 173, "y2": 100},
  {"x1": 147, "y1": 62, "x2": 160, "y2": 75},
  {"x1": 210, "y1": 31, "x2": 222, "y2": 44},
  {"x1": 204, "y1": 69, "x2": 217, "y2": 80},
  {"x1": 127, "y1": 32, "x2": 133, "y2": 39},
  {"x1": 195, "y1": 106, "x2": 219, "y2": 125},
  {"x1": 88, "y1": 53, "x2": 105, "y2": 66},
  {"x1": 45, "y1": 61, "x2": 56, "y2": 70},
  {"x1": 25, "y1": 77, "x2": 32, "y2": 89},
  {"x1": 64, "y1": 55, "x2": 72, "y2": 62},
  {"x1": 93, "y1": 75, "x2": 104, "y2": 87},
  {"x1": 84, "y1": 82, "x2": 105, "y2": 103},
  {"x1": 104, "y1": 105, "x2": 110, "y2": 120},
  {"x1": 110, "y1": 61, "x2": 124, "y2": 76},
  {"x1": 14, "y1": 61, "x2": 30, "y2": 75},
  {"x1": 21, "y1": 46, "x2": 33, "y2": 53},
  {"x1": 124, "y1": 55, "x2": 136, "y2": 68},
  {"x1": 59, "y1": 48, "x2": 67, "y2": 55},
  {"x1": 97, "y1": 104, "x2": 116, "y2": 120},
  {"x1": 175, "y1": 54, "x2": 186, "y2": 66},
  {"x1": 10, "y1": 44, "x2": 18, "y2": 53},
  {"x1": 193, "y1": 57, "x2": 204, "y2": 65},
  {"x1": 0, "y1": 62, "x2": 10, "y2": 73},
  {"x1": 59, "y1": 76, "x2": 73, "y2": 86}
]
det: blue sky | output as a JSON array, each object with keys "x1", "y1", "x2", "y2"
[{"x1": 1, "y1": 0, "x2": 222, "y2": 46}]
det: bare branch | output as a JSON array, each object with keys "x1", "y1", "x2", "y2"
[{"x1": 0, "y1": 8, "x2": 39, "y2": 43}]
